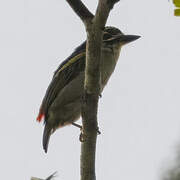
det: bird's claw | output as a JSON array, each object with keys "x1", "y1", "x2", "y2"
[
  {"x1": 72, "y1": 122, "x2": 101, "y2": 142},
  {"x1": 79, "y1": 130, "x2": 86, "y2": 142},
  {"x1": 79, "y1": 127, "x2": 101, "y2": 142},
  {"x1": 96, "y1": 127, "x2": 101, "y2": 135}
]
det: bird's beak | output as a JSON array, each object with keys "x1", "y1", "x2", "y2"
[
  {"x1": 104, "y1": 34, "x2": 140, "y2": 45},
  {"x1": 119, "y1": 35, "x2": 141, "y2": 44}
]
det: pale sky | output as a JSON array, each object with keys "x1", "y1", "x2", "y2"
[{"x1": 0, "y1": 0, "x2": 180, "y2": 180}]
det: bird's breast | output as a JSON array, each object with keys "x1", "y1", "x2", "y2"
[{"x1": 100, "y1": 47, "x2": 120, "y2": 88}]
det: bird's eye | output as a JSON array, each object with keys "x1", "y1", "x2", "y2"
[{"x1": 103, "y1": 32, "x2": 112, "y2": 40}]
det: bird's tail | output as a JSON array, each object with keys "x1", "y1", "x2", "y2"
[{"x1": 43, "y1": 124, "x2": 52, "y2": 153}]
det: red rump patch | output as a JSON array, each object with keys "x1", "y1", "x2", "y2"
[{"x1": 36, "y1": 113, "x2": 44, "y2": 122}]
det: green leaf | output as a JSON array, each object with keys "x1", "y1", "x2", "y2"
[
  {"x1": 173, "y1": 0, "x2": 180, "y2": 7},
  {"x1": 174, "y1": 8, "x2": 180, "y2": 16}
]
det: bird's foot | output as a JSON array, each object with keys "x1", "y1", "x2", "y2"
[
  {"x1": 96, "y1": 126, "x2": 101, "y2": 135},
  {"x1": 72, "y1": 123, "x2": 85, "y2": 142},
  {"x1": 79, "y1": 129, "x2": 86, "y2": 142},
  {"x1": 72, "y1": 122, "x2": 101, "y2": 142}
]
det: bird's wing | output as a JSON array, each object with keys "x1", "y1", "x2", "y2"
[{"x1": 37, "y1": 42, "x2": 86, "y2": 122}]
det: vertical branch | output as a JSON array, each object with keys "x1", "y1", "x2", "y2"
[
  {"x1": 81, "y1": 93, "x2": 99, "y2": 180},
  {"x1": 66, "y1": 1, "x2": 120, "y2": 180}
]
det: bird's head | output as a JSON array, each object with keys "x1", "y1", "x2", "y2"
[{"x1": 103, "y1": 26, "x2": 140, "y2": 49}]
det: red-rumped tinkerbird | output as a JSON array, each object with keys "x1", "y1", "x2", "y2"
[{"x1": 37, "y1": 26, "x2": 140, "y2": 153}]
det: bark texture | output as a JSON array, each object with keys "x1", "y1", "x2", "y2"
[{"x1": 66, "y1": 1, "x2": 120, "y2": 180}]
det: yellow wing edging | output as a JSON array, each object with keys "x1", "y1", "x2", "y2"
[{"x1": 56, "y1": 52, "x2": 86, "y2": 76}]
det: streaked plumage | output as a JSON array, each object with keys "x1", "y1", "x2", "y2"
[{"x1": 37, "y1": 26, "x2": 140, "y2": 152}]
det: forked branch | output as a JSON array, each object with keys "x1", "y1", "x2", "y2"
[{"x1": 66, "y1": 0, "x2": 94, "y2": 24}]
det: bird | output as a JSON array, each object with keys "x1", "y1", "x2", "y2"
[
  {"x1": 37, "y1": 26, "x2": 140, "y2": 153},
  {"x1": 31, "y1": 172, "x2": 57, "y2": 180}
]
